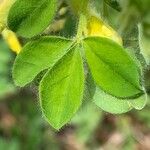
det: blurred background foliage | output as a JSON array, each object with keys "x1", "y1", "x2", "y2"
[{"x1": 0, "y1": 0, "x2": 150, "y2": 149}]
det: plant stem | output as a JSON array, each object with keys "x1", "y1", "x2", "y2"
[{"x1": 76, "y1": 14, "x2": 87, "y2": 41}]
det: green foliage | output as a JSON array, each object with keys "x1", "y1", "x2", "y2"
[
  {"x1": 13, "y1": 36, "x2": 72, "y2": 86},
  {"x1": 13, "y1": 35, "x2": 145, "y2": 129},
  {"x1": 94, "y1": 87, "x2": 147, "y2": 114},
  {"x1": 8, "y1": 0, "x2": 57, "y2": 38},
  {"x1": 40, "y1": 46, "x2": 84, "y2": 129},
  {"x1": 6, "y1": 0, "x2": 149, "y2": 129},
  {"x1": 83, "y1": 37, "x2": 143, "y2": 98}
]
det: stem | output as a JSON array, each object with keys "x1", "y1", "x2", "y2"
[{"x1": 76, "y1": 14, "x2": 87, "y2": 40}]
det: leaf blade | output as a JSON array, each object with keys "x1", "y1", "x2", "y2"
[
  {"x1": 83, "y1": 36, "x2": 143, "y2": 98},
  {"x1": 94, "y1": 87, "x2": 147, "y2": 114},
  {"x1": 8, "y1": 0, "x2": 56, "y2": 38},
  {"x1": 13, "y1": 36, "x2": 73, "y2": 86},
  {"x1": 40, "y1": 46, "x2": 84, "y2": 129}
]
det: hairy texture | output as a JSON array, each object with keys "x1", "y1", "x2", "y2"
[
  {"x1": 13, "y1": 36, "x2": 73, "y2": 86},
  {"x1": 8, "y1": 0, "x2": 56, "y2": 38},
  {"x1": 40, "y1": 46, "x2": 84, "y2": 130},
  {"x1": 83, "y1": 36, "x2": 143, "y2": 98}
]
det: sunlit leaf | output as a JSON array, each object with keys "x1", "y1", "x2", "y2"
[
  {"x1": 8, "y1": 0, "x2": 57, "y2": 38},
  {"x1": 40, "y1": 46, "x2": 84, "y2": 130},
  {"x1": 13, "y1": 36, "x2": 73, "y2": 86},
  {"x1": 83, "y1": 36, "x2": 143, "y2": 98}
]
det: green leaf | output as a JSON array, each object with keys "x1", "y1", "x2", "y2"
[
  {"x1": 94, "y1": 87, "x2": 132, "y2": 114},
  {"x1": 94, "y1": 87, "x2": 147, "y2": 114},
  {"x1": 13, "y1": 36, "x2": 73, "y2": 86},
  {"x1": 8, "y1": 0, "x2": 56, "y2": 38},
  {"x1": 40, "y1": 46, "x2": 84, "y2": 130},
  {"x1": 129, "y1": 93, "x2": 147, "y2": 110},
  {"x1": 83, "y1": 36, "x2": 143, "y2": 98},
  {"x1": 83, "y1": 72, "x2": 96, "y2": 103}
]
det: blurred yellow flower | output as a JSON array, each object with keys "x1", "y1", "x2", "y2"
[
  {"x1": 2, "y1": 29, "x2": 21, "y2": 54},
  {"x1": 87, "y1": 16, "x2": 122, "y2": 45}
]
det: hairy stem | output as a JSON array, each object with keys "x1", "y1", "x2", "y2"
[{"x1": 76, "y1": 14, "x2": 87, "y2": 40}]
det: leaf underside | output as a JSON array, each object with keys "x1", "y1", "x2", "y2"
[{"x1": 94, "y1": 87, "x2": 147, "y2": 114}]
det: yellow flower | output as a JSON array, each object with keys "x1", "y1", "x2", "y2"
[
  {"x1": 0, "y1": 0, "x2": 16, "y2": 25},
  {"x1": 0, "y1": 0, "x2": 21, "y2": 54},
  {"x1": 2, "y1": 29, "x2": 21, "y2": 54},
  {"x1": 87, "y1": 15, "x2": 122, "y2": 45}
]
